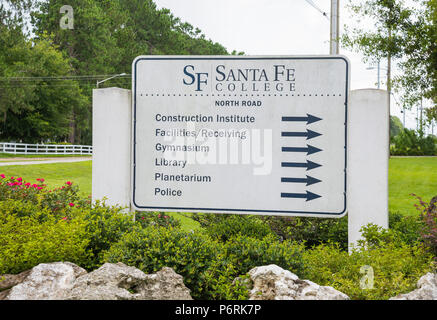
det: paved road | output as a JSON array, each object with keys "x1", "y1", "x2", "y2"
[{"x1": 0, "y1": 157, "x2": 92, "y2": 166}]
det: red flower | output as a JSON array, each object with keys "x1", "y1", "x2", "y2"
[
  {"x1": 69, "y1": 203, "x2": 75, "y2": 207},
  {"x1": 17, "y1": 177, "x2": 22, "y2": 182},
  {"x1": 66, "y1": 181, "x2": 72, "y2": 186},
  {"x1": 1, "y1": 174, "x2": 5, "y2": 179}
]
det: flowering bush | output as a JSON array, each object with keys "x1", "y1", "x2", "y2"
[
  {"x1": 412, "y1": 194, "x2": 437, "y2": 258},
  {"x1": 0, "y1": 174, "x2": 89, "y2": 219},
  {"x1": 135, "y1": 211, "x2": 181, "y2": 229}
]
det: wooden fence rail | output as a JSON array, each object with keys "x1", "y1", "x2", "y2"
[{"x1": 0, "y1": 142, "x2": 93, "y2": 155}]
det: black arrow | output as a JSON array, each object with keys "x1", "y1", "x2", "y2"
[
  {"x1": 281, "y1": 160, "x2": 322, "y2": 171},
  {"x1": 281, "y1": 129, "x2": 322, "y2": 140},
  {"x1": 281, "y1": 175, "x2": 322, "y2": 186},
  {"x1": 282, "y1": 144, "x2": 322, "y2": 155},
  {"x1": 281, "y1": 191, "x2": 322, "y2": 201},
  {"x1": 282, "y1": 114, "x2": 322, "y2": 125}
]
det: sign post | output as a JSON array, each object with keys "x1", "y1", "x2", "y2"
[{"x1": 131, "y1": 56, "x2": 349, "y2": 217}]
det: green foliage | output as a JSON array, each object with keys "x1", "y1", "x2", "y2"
[
  {"x1": 103, "y1": 226, "x2": 226, "y2": 299},
  {"x1": 262, "y1": 215, "x2": 349, "y2": 250},
  {"x1": 390, "y1": 115, "x2": 404, "y2": 139},
  {"x1": 192, "y1": 213, "x2": 274, "y2": 241},
  {"x1": 390, "y1": 128, "x2": 437, "y2": 155},
  {"x1": 0, "y1": 174, "x2": 88, "y2": 216},
  {"x1": 302, "y1": 225, "x2": 434, "y2": 300},
  {"x1": 135, "y1": 211, "x2": 181, "y2": 229},
  {"x1": 223, "y1": 234, "x2": 306, "y2": 277},
  {"x1": 412, "y1": 194, "x2": 437, "y2": 258},
  {"x1": 28, "y1": 0, "x2": 230, "y2": 144},
  {"x1": 343, "y1": 0, "x2": 437, "y2": 110},
  {"x1": 388, "y1": 211, "x2": 423, "y2": 245},
  {"x1": 103, "y1": 225, "x2": 305, "y2": 300},
  {"x1": 79, "y1": 201, "x2": 136, "y2": 270},
  {"x1": 0, "y1": 200, "x2": 90, "y2": 274},
  {"x1": 0, "y1": 34, "x2": 87, "y2": 143}
]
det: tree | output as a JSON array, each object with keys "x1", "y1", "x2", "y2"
[
  {"x1": 30, "y1": 0, "x2": 230, "y2": 144},
  {"x1": 390, "y1": 115, "x2": 404, "y2": 139},
  {"x1": 397, "y1": 0, "x2": 437, "y2": 122},
  {"x1": 0, "y1": 36, "x2": 87, "y2": 143},
  {"x1": 343, "y1": 0, "x2": 413, "y2": 110},
  {"x1": 343, "y1": 0, "x2": 437, "y2": 125}
]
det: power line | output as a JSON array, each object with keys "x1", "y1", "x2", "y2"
[{"x1": 0, "y1": 74, "x2": 131, "y2": 82}]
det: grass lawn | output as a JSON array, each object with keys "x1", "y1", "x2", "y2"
[
  {"x1": 389, "y1": 157, "x2": 437, "y2": 215},
  {"x1": 1, "y1": 157, "x2": 435, "y2": 229}
]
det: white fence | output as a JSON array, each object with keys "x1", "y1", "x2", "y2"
[{"x1": 0, "y1": 142, "x2": 93, "y2": 155}]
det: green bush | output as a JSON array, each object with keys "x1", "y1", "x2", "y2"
[
  {"x1": 412, "y1": 194, "x2": 437, "y2": 258},
  {"x1": 261, "y1": 215, "x2": 348, "y2": 250},
  {"x1": 388, "y1": 212, "x2": 423, "y2": 245},
  {"x1": 223, "y1": 234, "x2": 306, "y2": 277},
  {"x1": 103, "y1": 225, "x2": 306, "y2": 300},
  {"x1": 0, "y1": 200, "x2": 90, "y2": 274},
  {"x1": 192, "y1": 213, "x2": 274, "y2": 242},
  {"x1": 103, "y1": 226, "x2": 227, "y2": 299},
  {"x1": 390, "y1": 128, "x2": 437, "y2": 156},
  {"x1": 78, "y1": 201, "x2": 136, "y2": 270},
  {"x1": 301, "y1": 225, "x2": 434, "y2": 300}
]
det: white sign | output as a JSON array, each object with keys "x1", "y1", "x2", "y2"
[{"x1": 132, "y1": 56, "x2": 349, "y2": 217}]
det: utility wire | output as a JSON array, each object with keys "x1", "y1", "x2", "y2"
[{"x1": 0, "y1": 74, "x2": 131, "y2": 82}]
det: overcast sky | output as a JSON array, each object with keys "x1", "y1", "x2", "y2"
[{"x1": 153, "y1": 0, "x2": 428, "y2": 131}]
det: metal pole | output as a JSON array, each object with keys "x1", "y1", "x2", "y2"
[
  {"x1": 330, "y1": 0, "x2": 340, "y2": 55},
  {"x1": 403, "y1": 108, "x2": 406, "y2": 127},
  {"x1": 377, "y1": 60, "x2": 381, "y2": 89}
]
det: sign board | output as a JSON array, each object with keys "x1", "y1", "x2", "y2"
[{"x1": 132, "y1": 56, "x2": 349, "y2": 217}]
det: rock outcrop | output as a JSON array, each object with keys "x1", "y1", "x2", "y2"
[
  {"x1": 241, "y1": 264, "x2": 349, "y2": 300},
  {"x1": 65, "y1": 263, "x2": 192, "y2": 300},
  {"x1": 1, "y1": 262, "x2": 192, "y2": 300},
  {"x1": 5, "y1": 262, "x2": 86, "y2": 300},
  {"x1": 390, "y1": 273, "x2": 437, "y2": 300}
]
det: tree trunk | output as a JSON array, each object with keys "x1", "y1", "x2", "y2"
[{"x1": 68, "y1": 112, "x2": 75, "y2": 144}]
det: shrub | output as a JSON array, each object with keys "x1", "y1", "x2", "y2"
[
  {"x1": 223, "y1": 234, "x2": 306, "y2": 278},
  {"x1": 103, "y1": 225, "x2": 306, "y2": 299},
  {"x1": 261, "y1": 215, "x2": 348, "y2": 250},
  {"x1": 192, "y1": 213, "x2": 274, "y2": 242},
  {"x1": 412, "y1": 194, "x2": 437, "y2": 258},
  {"x1": 0, "y1": 200, "x2": 90, "y2": 274},
  {"x1": 77, "y1": 201, "x2": 136, "y2": 270},
  {"x1": 135, "y1": 211, "x2": 181, "y2": 229},
  {"x1": 103, "y1": 226, "x2": 227, "y2": 299},
  {"x1": 0, "y1": 174, "x2": 88, "y2": 216},
  {"x1": 390, "y1": 128, "x2": 437, "y2": 156},
  {"x1": 302, "y1": 225, "x2": 434, "y2": 300},
  {"x1": 388, "y1": 212, "x2": 423, "y2": 245}
]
